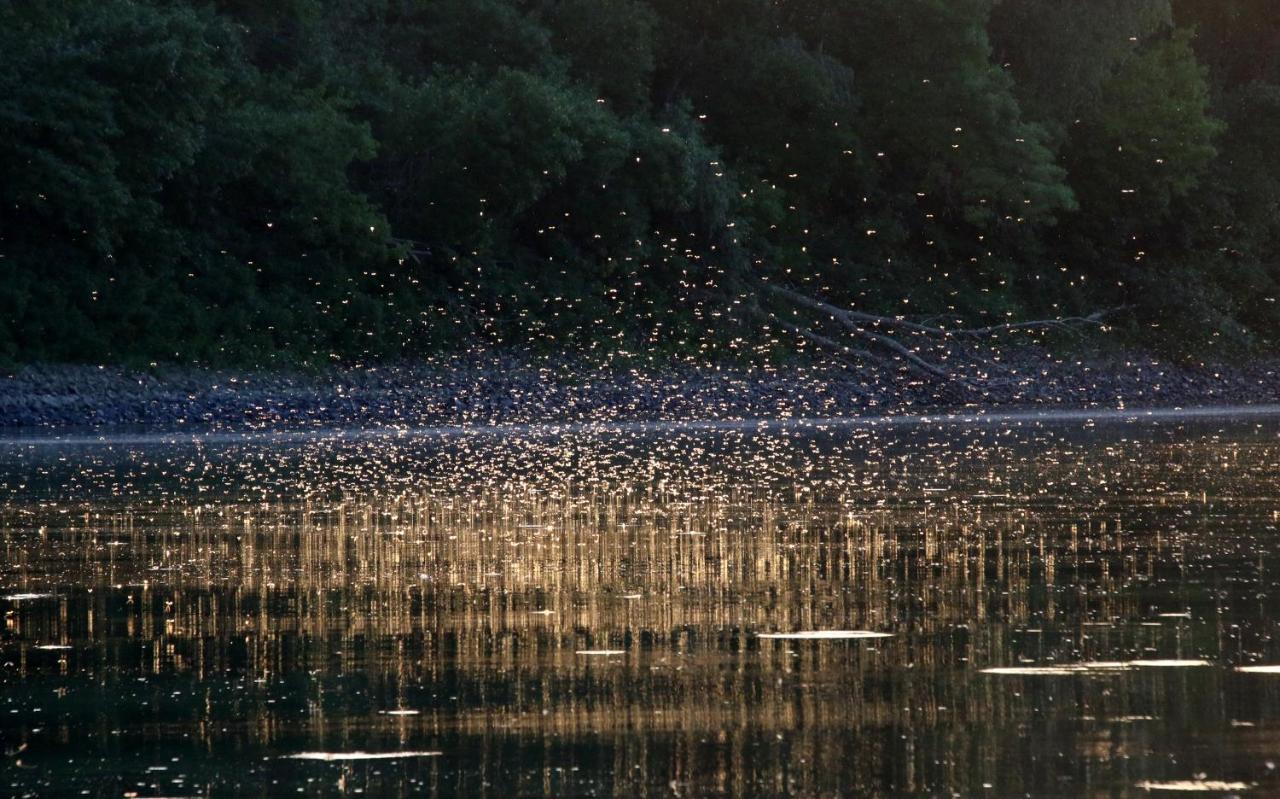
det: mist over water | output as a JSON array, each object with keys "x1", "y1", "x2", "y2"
[{"x1": 3, "y1": 414, "x2": 1280, "y2": 796}]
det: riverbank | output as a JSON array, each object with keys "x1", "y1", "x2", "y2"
[{"x1": 3, "y1": 349, "x2": 1279, "y2": 430}]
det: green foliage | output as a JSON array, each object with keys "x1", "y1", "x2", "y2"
[
  {"x1": 0, "y1": 0, "x2": 398, "y2": 363},
  {"x1": 1, "y1": 0, "x2": 1277, "y2": 363},
  {"x1": 369, "y1": 67, "x2": 628, "y2": 251},
  {"x1": 1065, "y1": 30, "x2": 1222, "y2": 228},
  {"x1": 1172, "y1": 0, "x2": 1280, "y2": 89},
  {"x1": 540, "y1": 0, "x2": 657, "y2": 112},
  {"x1": 787, "y1": 0, "x2": 1077, "y2": 243},
  {"x1": 990, "y1": 0, "x2": 1173, "y2": 131},
  {"x1": 0, "y1": 0, "x2": 228, "y2": 254}
]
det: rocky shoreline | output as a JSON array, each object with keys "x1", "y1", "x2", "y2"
[{"x1": 2, "y1": 349, "x2": 1280, "y2": 431}]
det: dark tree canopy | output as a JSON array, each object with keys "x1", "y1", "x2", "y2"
[{"x1": 1, "y1": 0, "x2": 1277, "y2": 363}]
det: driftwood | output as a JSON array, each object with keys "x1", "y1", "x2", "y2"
[{"x1": 765, "y1": 284, "x2": 1125, "y2": 390}]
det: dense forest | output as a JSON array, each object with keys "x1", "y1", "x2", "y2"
[{"x1": 2, "y1": 0, "x2": 1278, "y2": 365}]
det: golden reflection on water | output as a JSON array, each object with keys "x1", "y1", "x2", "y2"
[{"x1": 2, "y1": 426, "x2": 1280, "y2": 796}]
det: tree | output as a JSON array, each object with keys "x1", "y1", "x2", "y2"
[
  {"x1": 1064, "y1": 30, "x2": 1222, "y2": 233},
  {"x1": 989, "y1": 0, "x2": 1173, "y2": 133},
  {"x1": 0, "y1": 0, "x2": 397, "y2": 362}
]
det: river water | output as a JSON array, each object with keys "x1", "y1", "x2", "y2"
[{"x1": 2, "y1": 410, "x2": 1280, "y2": 796}]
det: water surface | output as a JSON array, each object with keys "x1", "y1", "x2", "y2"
[{"x1": 3, "y1": 412, "x2": 1280, "y2": 796}]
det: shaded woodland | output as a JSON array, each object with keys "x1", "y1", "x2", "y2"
[{"x1": 2, "y1": 1, "x2": 1278, "y2": 364}]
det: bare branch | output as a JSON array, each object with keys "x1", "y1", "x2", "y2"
[
  {"x1": 766, "y1": 288, "x2": 970, "y2": 383},
  {"x1": 770, "y1": 317, "x2": 883, "y2": 366},
  {"x1": 761, "y1": 284, "x2": 1125, "y2": 390},
  {"x1": 949, "y1": 307, "x2": 1128, "y2": 337},
  {"x1": 767, "y1": 285, "x2": 1125, "y2": 338},
  {"x1": 768, "y1": 286, "x2": 947, "y2": 335}
]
